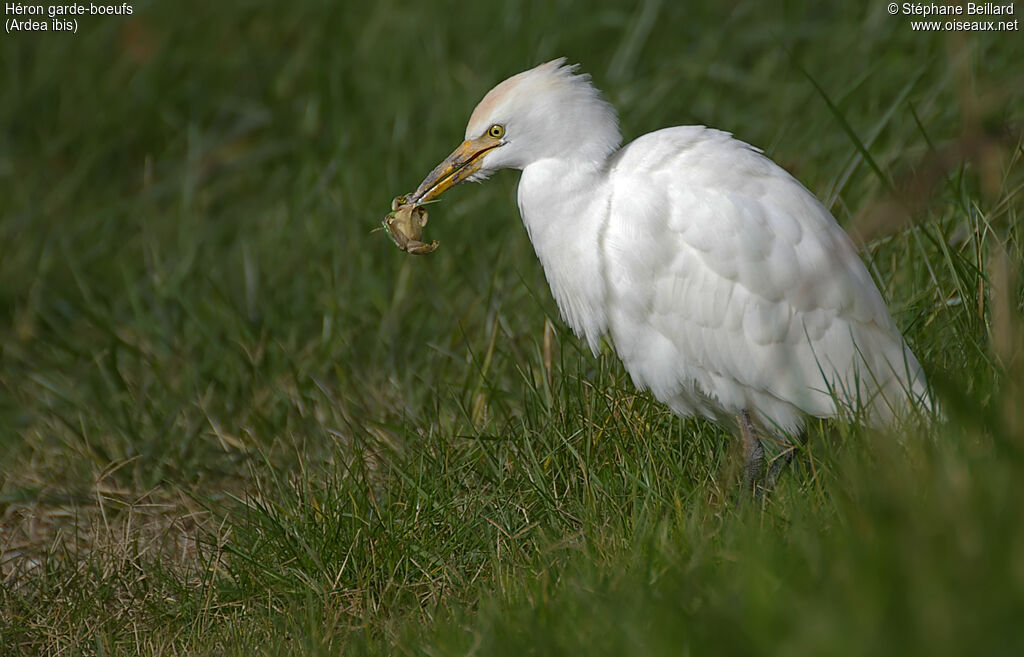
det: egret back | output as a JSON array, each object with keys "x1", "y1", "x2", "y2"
[{"x1": 595, "y1": 127, "x2": 929, "y2": 434}]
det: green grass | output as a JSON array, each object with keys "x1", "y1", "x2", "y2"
[{"x1": 1, "y1": 1, "x2": 1023, "y2": 654}]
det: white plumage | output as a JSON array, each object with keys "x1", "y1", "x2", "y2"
[{"x1": 409, "y1": 59, "x2": 930, "y2": 479}]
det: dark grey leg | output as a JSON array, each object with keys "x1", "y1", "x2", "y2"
[
  {"x1": 738, "y1": 410, "x2": 765, "y2": 494},
  {"x1": 764, "y1": 429, "x2": 806, "y2": 490},
  {"x1": 765, "y1": 443, "x2": 796, "y2": 491}
]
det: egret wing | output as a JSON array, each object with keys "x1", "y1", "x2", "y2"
[{"x1": 601, "y1": 127, "x2": 927, "y2": 432}]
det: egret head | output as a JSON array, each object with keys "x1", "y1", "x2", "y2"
[{"x1": 410, "y1": 58, "x2": 621, "y2": 203}]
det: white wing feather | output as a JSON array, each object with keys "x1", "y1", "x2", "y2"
[{"x1": 601, "y1": 127, "x2": 928, "y2": 434}]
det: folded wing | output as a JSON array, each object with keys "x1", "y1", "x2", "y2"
[{"x1": 601, "y1": 127, "x2": 929, "y2": 434}]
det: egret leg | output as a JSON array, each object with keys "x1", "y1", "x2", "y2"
[
  {"x1": 738, "y1": 410, "x2": 765, "y2": 494},
  {"x1": 764, "y1": 442, "x2": 796, "y2": 491},
  {"x1": 764, "y1": 431, "x2": 806, "y2": 490}
]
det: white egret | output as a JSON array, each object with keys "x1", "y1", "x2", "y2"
[{"x1": 407, "y1": 59, "x2": 931, "y2": 491}]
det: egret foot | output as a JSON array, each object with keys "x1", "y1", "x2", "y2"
[{"x1": 738, "y1": 410, "x2": 765, "y2": 494}]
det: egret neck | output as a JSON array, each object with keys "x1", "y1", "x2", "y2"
[{"x1": 517, "y1": 157, "x2": 612, "y2": 354}]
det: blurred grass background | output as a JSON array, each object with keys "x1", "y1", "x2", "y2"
[{"x1": 1, "y1": 0, "x2": 1022, "y2": 654}]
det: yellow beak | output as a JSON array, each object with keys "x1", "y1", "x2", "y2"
[{"x1": 410, "y1": 136, "x2": 500, "y2": 203}]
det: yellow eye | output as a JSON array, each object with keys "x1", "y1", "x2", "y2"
[{"x1": 487, "y1": 124, "x2": 505, "y2": 139}]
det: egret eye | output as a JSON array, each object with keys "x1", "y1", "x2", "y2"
[{"x1": 487, "y1": 124, "x2": 505, "y2": 139}]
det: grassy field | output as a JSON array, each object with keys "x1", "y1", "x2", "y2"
[{"x1": 1, "y1": 1, "x2": 1022, "y2": 654}]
